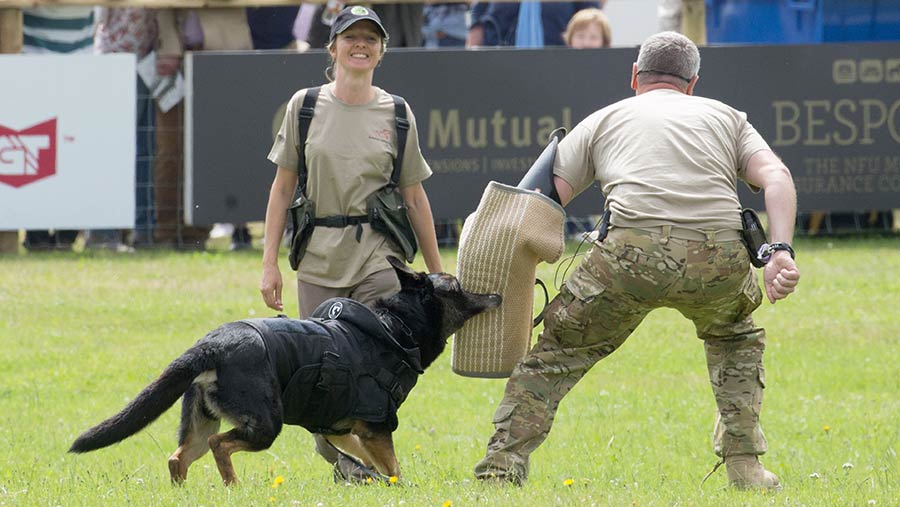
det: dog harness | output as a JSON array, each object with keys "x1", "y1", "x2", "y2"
[{"x1": 237, "y1": 298, "x2": 423, "y2": 434}]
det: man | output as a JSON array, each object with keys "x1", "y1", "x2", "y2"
[{"x1": 473, "y1": 31, "x2": 800, "y2": 489}]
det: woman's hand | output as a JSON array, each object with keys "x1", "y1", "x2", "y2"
[{"x1": 260, "y1": 263, "x2": 284, "y2": 311}]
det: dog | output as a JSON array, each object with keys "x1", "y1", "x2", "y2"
[{"x1": 69, "y1": 256, "x2": 501, "y2": 485}]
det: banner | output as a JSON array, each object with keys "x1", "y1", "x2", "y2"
[
  {"x1": 187, "y1": 43, "x2": 900, "y2": 224},
  {"x1": 0, "y1": 54, "x2": 136, "y2": 229}
]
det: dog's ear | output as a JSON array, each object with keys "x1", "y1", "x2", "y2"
[{"x1": 387, "y1": 255, "x2": 426, "y2": 287}]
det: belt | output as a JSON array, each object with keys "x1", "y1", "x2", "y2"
[
  {"x1": 627, "y1": 225, "x2": 742, "y2": 243},
  {"x1": 314, "y1": 215, "x2": 369, "y2": 228}
]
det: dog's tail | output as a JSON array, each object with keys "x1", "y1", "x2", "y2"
[{"x1": 69, "y1": 345, "x2": 215, "y2": 454}]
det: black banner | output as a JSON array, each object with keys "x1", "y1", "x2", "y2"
[{"x1": 187, "y1": 42, "x2": 900, "y2": 224}]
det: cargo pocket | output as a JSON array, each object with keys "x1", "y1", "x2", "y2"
[
  {"x1": 492, "y1": 402, "x2": 516, "y2": 426},
  {"x1": 281, "y1": 364, "x2": 321, "y2": 426},
  {"x1": 311, "y1": 351, "x2": 357, "y2": 428},
  {"x1": 552, "y1": 268, "x2": 607, "y2": 347},
  {"x1": 738, "y1": 271, "x2": 763, "y2": 318},
  {"x1": 564, "y1": 267, "x2": 606, "y2": 304}
]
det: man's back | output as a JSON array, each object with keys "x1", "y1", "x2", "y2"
[{"x1": 556, "y1": 89, "x2": 770, "y2": 230}]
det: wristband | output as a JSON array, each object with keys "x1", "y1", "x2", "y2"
[{"x1": 756, "y1": 242, "x2": 795, "y2": 264}]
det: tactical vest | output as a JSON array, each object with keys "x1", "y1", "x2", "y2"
[{"x1": 237, "y1": 298, "x2": 423, "y2": 434}]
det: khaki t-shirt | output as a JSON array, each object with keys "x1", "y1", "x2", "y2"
[
  {"x1": 268, "y1": 83, "x2": 432, "y2": 287},
  {"x1": 554, "y1": 89, "x2": 771, "y2": 230}
]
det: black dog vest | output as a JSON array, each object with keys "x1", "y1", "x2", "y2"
[{"x1": 237, "y1": 298, "x2": 423, "y2": 434}]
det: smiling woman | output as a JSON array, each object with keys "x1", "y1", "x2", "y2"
[{"x1": 259, "y1": 5, "x2": 444, "y2": 480}]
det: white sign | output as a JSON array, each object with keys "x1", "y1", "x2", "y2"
[{"x1": 0, "y1": 54, "x2": 136, "y2": 229}]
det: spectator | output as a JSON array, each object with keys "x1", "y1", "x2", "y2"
[
  {"x1": 247, "y1": 6, "x2": 301, "y2": 50},
  {"x1": 301, "y1": 1, "x2": 339, "y2": 49},
  {"x1": 373, "y1": 3, "x2": 425, "y2": 47},
  {"x1": 422, "y1": 2, "x2": 469, "y2": 48},
  {"x1": 562, "y1": 7, "x2": 612, "y2": 48},
  {"x1": 20, "y1": 5, "x2": 95, "y2": 251},
  {"x1": 473, "y1": 31, "x2": 799, "y2": 490},
  {"x1": 259, "y1": 6, "x2": 443, "y2": 478},
  {"x1": 466, "y1": 1, "x2": 601, "y2": 48},
  {"x1": 658, "y1": 0, "x2": 682, "y2": 32},
  {"x1": 153, "y1": 9, "x2": 253, "y2": 250},
  {"x1": 210, "y1": 6, "x2": 306, "y2": 252},
  {"x1": 93, "y1": 7, "x2": 159, "y2": 251}
]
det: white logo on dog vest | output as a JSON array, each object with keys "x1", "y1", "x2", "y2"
[{"x1": 327, "y1": 302, "x2": 343, "y2": 319}]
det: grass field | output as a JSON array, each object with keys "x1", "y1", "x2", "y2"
[{"x1": 1, "y1": 236, "x2": 898, "y2": 506}]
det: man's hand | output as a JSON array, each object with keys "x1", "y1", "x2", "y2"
[
  {"x1": 260, "y1": 264, "x2": 284, "y2": 311},
  {"x1": 763, "y1": 250, "x2": 800, "y2": 303},
  {"x1": 156, "y1": 54, "x2": 181, "y2": 76}
]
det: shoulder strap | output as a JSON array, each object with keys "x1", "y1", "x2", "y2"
[
  {"x1": 389, "y1": 94, "x2": 409, "y2": 187},
  {"x1": 297, "y1": 86, "x2": 320, "y2": 196}
]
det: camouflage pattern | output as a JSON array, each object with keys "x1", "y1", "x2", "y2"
[{"x1": 475, "y1": 227, "x2": 768, "y2": 482}]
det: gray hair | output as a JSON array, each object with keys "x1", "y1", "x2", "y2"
[{"x1": 636, "y1": 31, "x2": 700, "y2": 82}]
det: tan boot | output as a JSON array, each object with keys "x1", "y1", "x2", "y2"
[{"x1": 725, "y1": 454, "x2": 781, "y2": 490}]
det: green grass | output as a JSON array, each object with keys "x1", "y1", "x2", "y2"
[{"x1": 1, "y1": 237, "x2": 898, "y2": 506}]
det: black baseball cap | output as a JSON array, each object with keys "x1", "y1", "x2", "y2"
[{"x1": 328, "y1": 6, "x2": 389, "y2": 43}]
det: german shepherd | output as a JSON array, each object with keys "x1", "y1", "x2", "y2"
[{"x1": 69, "y1": 256, "x2": 501, "y2": 485}]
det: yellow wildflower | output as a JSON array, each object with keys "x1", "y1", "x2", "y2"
[
  {"x1": 271, "y1": 475, "x2": 284, "y2": 488},
  {"x1": 443, "y1": 501, "x2": 453, "y2": 507},
  {"x1": 563, "y1": 478, "x2": 574, "y2": 487},
  {"x1": 389, "y1": 476, "x2": 399, "y2": 484},
  {"x1": 823, "y1": 425, "x2": 831, "y2": 433}
]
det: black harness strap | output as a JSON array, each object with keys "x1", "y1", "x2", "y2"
[
  {"x1": 296, "y1": 86, "x2": 320, "y2": 198},
  {"x1": 314, "y1": 215, "x2": 369, "y2": 228},
  {"x1": 389, "y1": 94, "x2": 409, "y2": 188},
  {"x1": 296, "y1": 90, "x2": 411, "y2": 242}
]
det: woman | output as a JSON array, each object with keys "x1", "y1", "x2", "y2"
[
  {"x1": 562, "y1": 7, "x2": 612, "y2": 48},
  {"x1": 261, "y1": 5, "x2": 442, "y2": 318},
  {"x1": 261, "y1": 6, "x2": 443, "y2": 477}
]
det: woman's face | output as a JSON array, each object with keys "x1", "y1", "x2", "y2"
[
  {"x1": 569, "y1": 23, "x2": 606, "y2": 49},
  {"x1": 330, "y1": 21, "x2": 384, "y2": 76}
]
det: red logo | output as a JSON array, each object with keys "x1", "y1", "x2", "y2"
[
  {"x1": 369, "y1": 128, "x2": 392, "y2": 143},
  {"x1": 0, "y1": 119, "x2": 57, "y2": 188}
]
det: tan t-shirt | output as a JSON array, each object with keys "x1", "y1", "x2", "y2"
[
  {"x1": 268, "y1": 83, "x2": 432, "y2": 287},
  {"x1": 554, "y1": 89, "x2": 771, "y2": 230}
]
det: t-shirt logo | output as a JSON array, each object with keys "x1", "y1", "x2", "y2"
[
  {"x1": 369, "y1": 128, "x2": 392, "y2": 144},
  {"x1": 0, "y1": 119, "x2": 57, "y2": 188},
  {"x1": 327, "y1": 301, "x2": 344, "y2": 319}
]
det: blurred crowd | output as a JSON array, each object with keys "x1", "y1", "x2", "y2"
[
  {"x1": 3, "y1": 1, "x2": 888, "y2": 254},
  {"x1": 5, "y1": 1, "x2": 622, "y2": 254}
]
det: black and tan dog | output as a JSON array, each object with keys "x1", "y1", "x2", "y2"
[{"x1": 69, "y1": 257, "x2": 500, "y2": 485}]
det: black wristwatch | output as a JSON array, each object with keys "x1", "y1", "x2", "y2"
[{"x1": 758, "y1": 242, "x2": 795, "y2": 263}]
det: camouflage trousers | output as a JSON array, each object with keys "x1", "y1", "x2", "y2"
[{"x1": 475, "y1": 227, "x2": 768, "y2": 482}]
